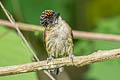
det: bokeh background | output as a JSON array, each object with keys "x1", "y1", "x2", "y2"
[{"x1": 0, "y1": 0, "x2": 120, "y2": 80}]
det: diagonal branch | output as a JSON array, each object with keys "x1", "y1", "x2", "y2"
[
  {"x1": 0, "y1": 19, "x2": 120, "y2": 41},
  {"x1": 0, "y1": 48, "x2": 120, "y2": 76},
  {"x1": 0, "y1": 2, "x2": 55, "y2": 80}
]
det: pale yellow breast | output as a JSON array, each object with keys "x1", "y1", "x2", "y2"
[{"x1": 45, "y1": 21, "x2": 73, "y2": 58}]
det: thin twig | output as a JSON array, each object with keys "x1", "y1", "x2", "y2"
[
  {"x1": 72, "y1": 30, "x2": 120, "y2": 41},
  {"x1": 0, "y1": 48, "x2": 120, "y2": 76},
  {"x1": 0, "y1": 19, "x2": 44, "y2": 31},
  {"x1": 0, "y1": 19, "x2": 120, "y2": 41},
  {"x1": 0, "y1": 2, "x2": 55, "y2": 80},
  {"x1": 0, "y1": 1, "x2": 39, "y2": 62}
]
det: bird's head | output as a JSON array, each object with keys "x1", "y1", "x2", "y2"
[{"x1": 40, "y1": 10, "x2": 60, "y2": 27}]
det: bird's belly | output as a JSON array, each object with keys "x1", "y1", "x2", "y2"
[{"x1": 46, "y1": 38, "x2": 70, "y2": 58}]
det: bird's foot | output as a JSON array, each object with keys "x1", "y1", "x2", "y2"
[
  {"x1": 47, "y1": 56, "x2": 54, "y2": 64},
  {"x1": 69, "y1": 53, "x2": 74, "y2": 63}
]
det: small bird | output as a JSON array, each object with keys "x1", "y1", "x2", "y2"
[{"x1": 40, "y1": 10, "x2": 74, "y2": 75}]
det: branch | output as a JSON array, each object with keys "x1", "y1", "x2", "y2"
[
  {"x1": 0, "y1": 19, "x2": 120, "y2": 41},
  {"x1": 0, "y1": 48, "x2": 120, "y2": 76},
  {"x1": 0, "y1": 19, "x2": 44, "y2": 31}
]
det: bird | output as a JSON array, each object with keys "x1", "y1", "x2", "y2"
[{"x1": 40, "y1": 10, "x2": 74, "y2": 75}]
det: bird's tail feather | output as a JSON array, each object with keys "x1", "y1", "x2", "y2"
[{"x1": 48, "y1": 67, "x2": 63, "y2": 75}]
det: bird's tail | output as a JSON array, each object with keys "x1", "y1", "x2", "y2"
[{"x1": 48, "y1": 67, "x2": 63, "y2": 75}]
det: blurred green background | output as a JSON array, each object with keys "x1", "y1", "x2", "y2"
[{"x1": 0, "y1": 0, "x2": 120, "y2": 80}]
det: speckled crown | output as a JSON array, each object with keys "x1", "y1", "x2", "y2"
[{"x1": 40, "y1": 10, "x2": 60, "y2": 26}]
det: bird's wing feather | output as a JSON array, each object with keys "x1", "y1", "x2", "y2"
[
  {"x1": 63, "y1": 20, "x2": 74, "y2": 39},
  {"x1": 71, "y1": 29, "x2": 73, "y2": 39},
  {"x1": 43, "y1": 29, "x2": 46, "y2": 48}
]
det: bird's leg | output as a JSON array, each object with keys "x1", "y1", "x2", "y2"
[
  {"x1": 69, "y1": 53, "x2": 74, "y2": 63},
  {"x1": 47, "y1": 55, "x2": 60, "y2": 75},
  {"x1": 47, "y1": 56, "x2": 54, "y2": 64}
]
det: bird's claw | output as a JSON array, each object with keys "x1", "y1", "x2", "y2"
[{"x1": 47, "y1": 56, "x2": 53, "y2": 64}]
